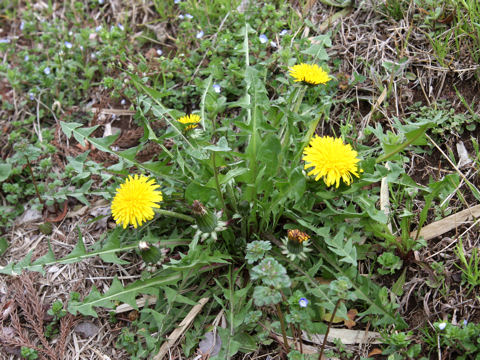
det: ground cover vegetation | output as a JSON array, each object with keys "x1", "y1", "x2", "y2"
[{"x1": 0, "y1": 0, "x2": 480, "y2": 359}]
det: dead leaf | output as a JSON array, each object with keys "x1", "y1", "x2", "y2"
[
  {"x1": 457, "y1": 141, "x2": 472, "y2": 168},
  {"x1": 15, "y1": 208, "x2": 42, "y2": 225},
  {"x1": 74, "y1": 321, "x2": 100, "y2": 338},
  {"x1": 198, "y1": 331, "x2": 222, "y2": 357},
  {"x1": 344, "y1": 309, "x2": 358, "y2": 329},
  {"x1": 367, "y1": 348, "x2": 383, "y2": 357}
]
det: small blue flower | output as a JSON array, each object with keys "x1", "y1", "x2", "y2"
[
  {"x1": 185, "y1": 13, "x2": 193, "y2": 19},
  {"x1": 64, "y1": 41, "x2": 73, "y2": 49},
  {"x1": 29, "y1": 93, "x2": 34, "y2": 100},
  {"x1": 178, "y1": 14, "x2": 184, "y2": 20},
  {"x1": 196, "y1": 30, "x2": 204, "y2": 39},
  {"x1": 118, "y1": 23, "x2": 124, "y2": 31},
  {"x1": 156, "y1": 49, "x2": 163, "y2": 56},
  {"x1": 44, "y1": 67, "x2": 51, "y2": 75},
  {"x1": 98, "y1": 0, "x2": 104, "y2": 4},
  {"x1": 438, "y1": 322, "x2": 447, "y2": 330},
  {"x1": 0, "y1": 38, "x2": 11, "y2": 44},
  {"x1": 95, "y1": 25, "x2": 102, "y2": 32},
  {"x1": 80, "y1": 45, "x2": 84, "y2": 51},
  {"x1": 259, "y1": 34, "x2": 268, "y2": 44},
  {"x1": 20, "y1": 21, "x2": 25, "y2": 31},
  {"x1": 174, "y1": 0, "x2": 181, "y2": 3},
  {"x1": 279, "y1": 29, "x2": 288, "y2": 36},
  {"x1": 299, "y1": 297, "x2": 309, "y2": 308},
  {"x1": 24, "y1": 55, "x2": 29, "y2": 61},
  {"x1": 212, "y1": 84, "x2": 221, "y2": 93},
  {"x1": 463, "y1": 319, "x2": 468, "y2": 326},
  {"x1": 120, "y1": 99, "x2": 126, "y2": 105},
  {"x1": 91, "y1": 52, "x2": 97, "y2": 59}
]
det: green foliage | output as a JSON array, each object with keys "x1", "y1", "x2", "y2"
[
  {"x1": 377, "y1": 252, "x2": 403, "y2": 275},
  {"x1": 454, "y1": 238, "x2": 480, "y2": 292},
  {"x1": 423, "y1": 321, "x2": 480, "y2": 360},
  {"x1": 20, "y1": 347, "x2": 38, "y2": 360}
]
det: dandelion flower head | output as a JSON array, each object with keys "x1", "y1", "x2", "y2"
[
  {"x1": 177, "y1": 114, "x2": 201, "y2": 131},
  {"x1": 302, "y1": 135, "x2": 360, "y2": 188},
  {"x1": 289, "y1": 63, "x2": 331, "y2": 85},
  {"x1": 287, "y1": 229, "x2": 310, "y2": 244},
  {"x1": 111, "y1": 175, "x2": 163, "y2": 229}
]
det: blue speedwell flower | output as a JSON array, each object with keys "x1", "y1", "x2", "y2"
[
  {"x1": 438, "y1": 322, "x2": 447, "y2": 330},
  {"x1": 196, "y1": 30, "x2": 204, "y2": 39},
  {"x1": 299, "y1": 297, "x2": 309, "y2": 308},
  {"x1": 259, "y1": 34, "x2": 268, "y2": 44},
  {"x1": 44, "y1": 67, "x2": 51, "y2": 75},
  {"x1": 185, "y1": 13, "x2": 193, "y2": 19},
  {"x1": 212, "y1": 84, "x2": 221, "y2": 93},
  {"x1": 64, "y1": 41, "x2": 72, "y2": 49},
  {"x1": 279, "y1": 29, "x2": 288, "y2": 36}
]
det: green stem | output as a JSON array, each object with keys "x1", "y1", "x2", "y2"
[
  {"x1": 155, "y1": 209, "x2": 195, "y2": 223},
  {"x1": 275, "y1": 303, "x2": 290, "y2": 353},
  {"x1": 25, "y1": 156, "x2": 45, "y2": 206},
  {"x1": 318, "y1": 298, "x2": 342, "y2": 360},
  {"x1": 211, "y1": 152, "x2": 228, "y2": 216}
]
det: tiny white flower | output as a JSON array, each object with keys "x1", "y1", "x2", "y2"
[
  {"x1": 20, "y1": 21, "x2": 25, "y2": 31},
  {"x1": 80, "y1": 45, "x2": 84, "y2": 51},
  {"x1": 259, "y1": 34, "x2": 268, "y2": 44},
  {"x1": 196, "y1": 30, "x2": 204, "y2": 39},
  {"x1": 270, "y1": 41, "x2": 277, "y2": 48},
  {"x1": 120, "y1": 99, "x2": 126, "y2": 105},
  {"x1": 29, "y1": 93, "x2": 35, "y2": 100},
  {"x1": 156, "y1": 49, "x2": 163, "y2": 56},
  {"x1": 178, "y1": 14, "x2": 184, "y2": 20},
  {"x1": 174, "y1": 0, "x2": 181, "y2": 3},
  {"x1": 118, "y1": 23, "x2": 124, "y2": 31},
  {"x1": 44, "y1": 67, "x2": 51, "y2": 75},
  {"x1": 91, "y1": 52, "x2": 97, "y2": 59},
  {"x1": 110, "y1": 25, "x2": 115, "y2": 31},
  {"x1": 95, "y1": 25, "x2": 102, "y2": 32},
  {"x1": 438, "y1": 322, "x2": 447, "y2": 330},
  {"x1": 68, "y1": 31, "x2": 73, "y2": 36},
  {"x1": 279, "y1": 29, "x2": 288, "y2": 36},
  {"x1": 64, "y1": 41, "x2": 73, "y2": 49},
  {"x1": 185, "y1": 13, "x2": 193, "y2": 19},
  {"x1": 24, "y1": 55, "x2": 29, "y2": 61},
  {"x1": 212, "y1": 84, "x2": 221, "y2": 93},
  {"x1": 98, "y1": 0, "x2": 104, "y2": 4}
]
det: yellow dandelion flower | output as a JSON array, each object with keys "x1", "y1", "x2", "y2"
[
  {"x1": 177, "y1": 114, "x2": 201, "y2": 131},
  {"x1": 302, "y1": 135, "x2": 361, "y2": 188},
  {"x1": 289, "y1": 63, "x2": 331, "y2": 85},
  {"x1": 111, "y1": 175, "x2": 163, "y2": 229}
]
